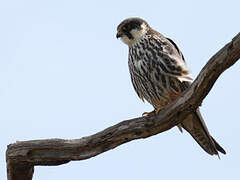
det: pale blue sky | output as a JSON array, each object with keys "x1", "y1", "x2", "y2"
[{"x1": 1, "y1": 0, "x2": 240, "y2": 179}]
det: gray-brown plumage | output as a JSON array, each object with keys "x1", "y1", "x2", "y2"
[{"x1": 116, "y1": 17, "x2": 226, "y2": 156}]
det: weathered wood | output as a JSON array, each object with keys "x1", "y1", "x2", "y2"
[
  {"x1": 7, "y1": 162, "x2": 34, "y2": 180},
  {"x1": 6, "y1": 33, "x2": 240, "y2": 180}
]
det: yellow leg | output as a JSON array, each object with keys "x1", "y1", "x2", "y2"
[
  {"x1": 142, "y1": 110, "x2": 155, "y2": 117},
  {"x1": 154, "y1": 106, "x2": 165, "y2": 114},
  {"x1": 142, "y1": 106, "x2": 165, "y2": 116}
]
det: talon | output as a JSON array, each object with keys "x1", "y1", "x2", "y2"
[
  {"x1": 154, "y1": 107, "x2": 165, "y2": 114},
  {"x1": 142, "y1": 110, "x2": 155, "y2": 117},
  {"x1": 142, "y1": 107, "x2": 166, "y2": 117}
]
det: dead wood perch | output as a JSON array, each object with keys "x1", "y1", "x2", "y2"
[{"x1": 6, "y1": 33, "x2": 240, "y2": 180}]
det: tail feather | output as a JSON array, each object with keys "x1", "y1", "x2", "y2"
[
  {"x1": 180, "y1": 108, "x2": 226, "y2": 156},
  {"x1": 211, "y1": 136, "x2": 226, "y2": 154}
]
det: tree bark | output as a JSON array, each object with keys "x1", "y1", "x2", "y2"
[{"x1": 6, "y1": 33, "x2": 240, "y2": 180}]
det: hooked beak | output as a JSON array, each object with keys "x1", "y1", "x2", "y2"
[{"x1": 116, "y1": 32, "x2": 122, "y2": 39}]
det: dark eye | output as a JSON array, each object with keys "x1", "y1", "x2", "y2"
[{"x1": 122, "y1": 26, "x2": 127, "y2": 31}]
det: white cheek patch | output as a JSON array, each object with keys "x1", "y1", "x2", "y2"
[
  {"x1": 120, "y1": 23, "x2": 148, "y2": 46},
  {"x1": 130, "y1": 23, "x2": 148, "y2": 42},
  {"x1": 130, "y1": 29, "x2": 143, "y2": 40}
]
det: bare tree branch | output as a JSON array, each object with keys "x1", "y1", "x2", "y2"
[{"x1": 6, "y1": 33, "x2": 240, "y2": 180}]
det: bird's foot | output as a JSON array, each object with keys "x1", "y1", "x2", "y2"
[
  {"x1": 142, "y1": 110, "x2": 155, "y2": 117},
  {"x1": 154, "y1": 107, "x2": 165, "y2": 114},
  {"x1": 142, "y1": 107, "x2": 165, "y2": 117}
]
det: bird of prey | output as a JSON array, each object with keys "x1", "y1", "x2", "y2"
[{"x1": 116, "y1": 17, "x2": 226, "y2": 156}]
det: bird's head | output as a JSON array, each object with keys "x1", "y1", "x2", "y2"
[{"x1": 116, "y1": 17, "x2": 150, "y2": 46}]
